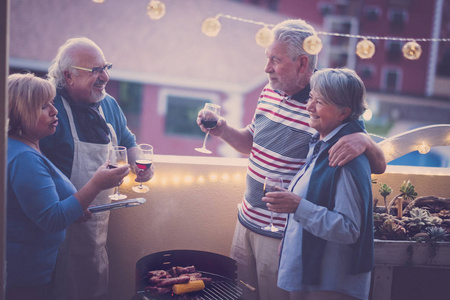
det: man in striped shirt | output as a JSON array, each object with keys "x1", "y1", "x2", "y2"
[{"x1": 197, "y1": 19, "x2": 386, "y2": 300}]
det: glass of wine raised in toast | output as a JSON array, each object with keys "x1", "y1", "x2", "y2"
[{"x1": 195, "y1": 103, "x2": 220, "y2": 154}]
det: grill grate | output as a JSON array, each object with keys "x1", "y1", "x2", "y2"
[
  {"x1": 138, "y1": 273, "x2": 243, "y2": 300},
  {"x1": 135, "y1": 250, "x2": 243, "y2": 300}
]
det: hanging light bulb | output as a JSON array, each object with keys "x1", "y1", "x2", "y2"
[
  {"x1": 356, "y1": 39, "x2": 375, "y2": 59},
  {"x1": 255, "y1": 26, "x2": 274, "y2": 47},
  {"x1": 417, "y1": 141, "x2": 431, "y2": 154},
  {"x1": 92, "y1": 0, "x2": 105, "y2": 3},
  {"x1": 202, "y1": 17, "x2": 221, "y2": 37},
  {"x1": 402, "y1": 41, "x2": 422, "y2": 60},
  {"x1": 303, "y1": 35, "x2": 323, "y2": 55},
  {"x1": 147, "y1": 0, "x2": 166, "y2": 20},
  {"x1": 362, "y1": 108, "x2": 373, "y2": 121}
]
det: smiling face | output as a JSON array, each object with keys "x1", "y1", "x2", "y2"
[
  {"x1": 307, "y1": 89, "x2": 350, "y2": 139},
  {"x1": 64, "y1": 45, "x2": 109, "y2": 104},
  {"x1": 264, "y1": 41, "x2": 305, "y2": 96}
]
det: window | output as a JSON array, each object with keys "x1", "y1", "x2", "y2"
[
  {"x1": 365, "y1": 6, "x2": 381, "y2": 21},
  {"x1": 318, "y1": 3, "x2": 333, "y2": 16},
  {"x1": 359, "y1": 65, "x2": 376, "y2": 80},
  {"x1": 159, "y1": 89, "x2": 220, "y2": 138},
  {"x1": 386, "y1": 41, "x2": 402, "y2": 61},
  {"x1": 381, "y1": 68, "x2": 402, "y2": 92},
  {"x1": 388, "y1": 9, "x2": 408, "y2": 31}
]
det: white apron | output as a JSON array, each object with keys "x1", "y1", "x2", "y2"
[{"x1": 53, "y1": 98, "x2": 118, "y2": 300}]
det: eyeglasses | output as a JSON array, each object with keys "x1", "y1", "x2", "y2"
[{"x1": 71, "y1": 63, "x2": 113, "y2": 76}]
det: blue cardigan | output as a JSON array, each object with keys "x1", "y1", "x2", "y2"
[{"x1": 302, "y1": 120, "x2": 374, "y2": 285}]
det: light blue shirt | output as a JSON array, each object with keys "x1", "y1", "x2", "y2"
[{"x1": 277, "y1": 125, "x2": 371, "y2": 300}]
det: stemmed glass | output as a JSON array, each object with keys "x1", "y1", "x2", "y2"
[
  {"x1": 195, "y1": 103, "x2": 221, "y2": 154},
  {"x1": 132, "y1": 144, "x2": 153, "y2": 193},
  {"x1": 262, "y1": 176, "x2": 283, "y2": 232},
  {"x1": 108, "y1": 146, "x2": 128, "y2": 200}
]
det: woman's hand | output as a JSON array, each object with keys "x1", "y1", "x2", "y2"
[
  {"x1": 91, "y1": 161, "x2": 130, "y2": 190},
  {"x1": 262, "y1": 188, "x2": 302, "y2": 214}
]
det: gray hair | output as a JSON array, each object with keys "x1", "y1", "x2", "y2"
[
  {"x1": 310, "y1": 68, "x2": 367, "y2": 121},
  {"x1": 47, "y1": 37, "x2": 103, "y2": 90},
  {"x1": 272, "y1": 19, "x2": 318, "y2": 72}
]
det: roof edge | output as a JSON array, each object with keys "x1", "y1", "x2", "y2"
[{"x1": 9, "y1": 57, "x2": 267, "y2": 95}]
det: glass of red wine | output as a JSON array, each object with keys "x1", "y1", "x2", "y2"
[
  {"x1": 108, "y1": 146, "x2": 128, "y2": 200},
  {"x1": 132, "y1": 144, "x2": 153, "y2": 193},
  {"x1": 262, "y1": 176, "x2": 283, "y2": 232},
  {"x1": 195, "y1": 103, "x2": 220, "y2": 154}
]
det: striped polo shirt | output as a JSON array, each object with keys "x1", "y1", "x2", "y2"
[{"x1": 237, "y1": 84, "x2": 316, "y2": 238}]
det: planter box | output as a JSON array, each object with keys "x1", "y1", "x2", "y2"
[
  {"x1": 371, "y1": 240, "x2": 450, "y2": 300},
  {"x1": 374, "y1": 239, "x2": 450, "y2": 267}
]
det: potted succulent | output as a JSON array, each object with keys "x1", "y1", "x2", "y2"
[{"x1": 373, "y1": 180, "x2": 450, "y2": 266}]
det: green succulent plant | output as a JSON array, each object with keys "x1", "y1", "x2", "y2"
[
  {"x1": 387, "y1": 180, "x2": 418, "y2": 215},
  {"x1": 376, "y1": 219, "x2": 407, "y2": 240},
  {"x1": 425, "y1": 226, "x2": 449, "y2": 242},
  {"x1": 403, "y1": 208, "x2": 443, "y2": 233},
  {"x1": 379, "y1": 183, "x2": 392, "y2": 213}
]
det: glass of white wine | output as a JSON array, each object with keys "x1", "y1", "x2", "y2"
[
  {"x1": 195, "y1": 103, "x2": 220, "y2": 154},
  {"x1": 262, "y1": 176, "x2": 283, "y2": 232},
  {"x1": 132, "y1": 144, "x2": 153, "y2": 193},
  {"x1": 108, "y1": 146, "x2": 128, "y2": 200}
]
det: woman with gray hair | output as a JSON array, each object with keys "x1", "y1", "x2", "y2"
[{"x1": 263, "y1": 68, "x2": 374, "y2": 300}]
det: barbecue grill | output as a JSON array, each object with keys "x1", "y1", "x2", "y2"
[{"x1": 134, "y1": 250, "x2": 244, "y2": 300}]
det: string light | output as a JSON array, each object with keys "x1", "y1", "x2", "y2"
[
  {"x1": 147, "y1": 0, "x2": 166, "y2": 20},
  {"x1": 199, "y1": 14, "x2": 450, "y2": 61},
  {"x1": 402, "y1": 40, "x2": 422, "y2": 60},
  {"x1": 303, "y1": 35, "x2": 323, "y2": 55},
  {"x1": 417, "y1": 141, "x2": 431, "y2": 154},
  {"x1": 362, "y1": 108, "x2": 373, "y2": 121},
  {"x1": 202, "y1": 16, "x2": 222, "y2": 37},
  {"x1": 356, "y1": 39, "x2": 376, "y2": 59},
  {"x1": 255, "y1": 26, "x2": 274, "y2": 47}
]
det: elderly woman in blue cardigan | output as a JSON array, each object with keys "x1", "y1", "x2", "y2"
[{"x1": 263, "y1": 68, "x2": 375, "y2": 300}]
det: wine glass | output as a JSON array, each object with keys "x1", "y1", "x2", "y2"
[
  {"x1": 195, "y1": 103, "x2": 220, "y2": 154},
  {"x1": 262, "y1": 176, "x2": 283, "y2": 232},
  {"x1": 132, "y1": 144, "x2": 153, "y2": 193},
  {"x1": 108, "y1": 146, "x2": 128, "y2": 200}
]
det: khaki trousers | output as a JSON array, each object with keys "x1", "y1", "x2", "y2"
[{"x1": 230, "y1": 221, "x2": 289, "y2": 300}]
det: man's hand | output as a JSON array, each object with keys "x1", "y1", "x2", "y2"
[
  {"x1": 196, "y1": 109, "x2": 227, "y2": 137},
  {"x1": 134, "y1": 163, "x2": 154, "y2": 183},
  {"x1": 328, "y1": 133, "x2": 367, "y2": 167},
  {"x1": 328, "y1": 132, "x2": 386, "y2": 174}
]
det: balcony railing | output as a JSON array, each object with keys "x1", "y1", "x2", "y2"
[{"x1": 107, "y1": 155, "x2": 450, "y2": 300}]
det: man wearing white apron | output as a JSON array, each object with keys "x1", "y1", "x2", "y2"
[{"x1": 41, "y1": 37, "x2": 153, "y2": 300}]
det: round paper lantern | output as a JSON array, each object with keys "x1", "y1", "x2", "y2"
[
  {"x1": 417, "y1": 142, "x2": 431, "y2": 154},
  {"x1": 356, "y1": 39, "x2": 375, "y2": 59},
  {"x1": 202, "y1": 17, "x2": 221, "y2": 37},
  {"x1": 303, "y1": 35, "x2": 323, "y2": 55},
  {"x1": 255, "y1": 27, "x2": 274, "y2": 47},
  {"x1": 402, "y1": 41, "x2": 422, "y2": 60},
  {"x1": 147, "y1": 0, "x2": 166, "y2": 20}
]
